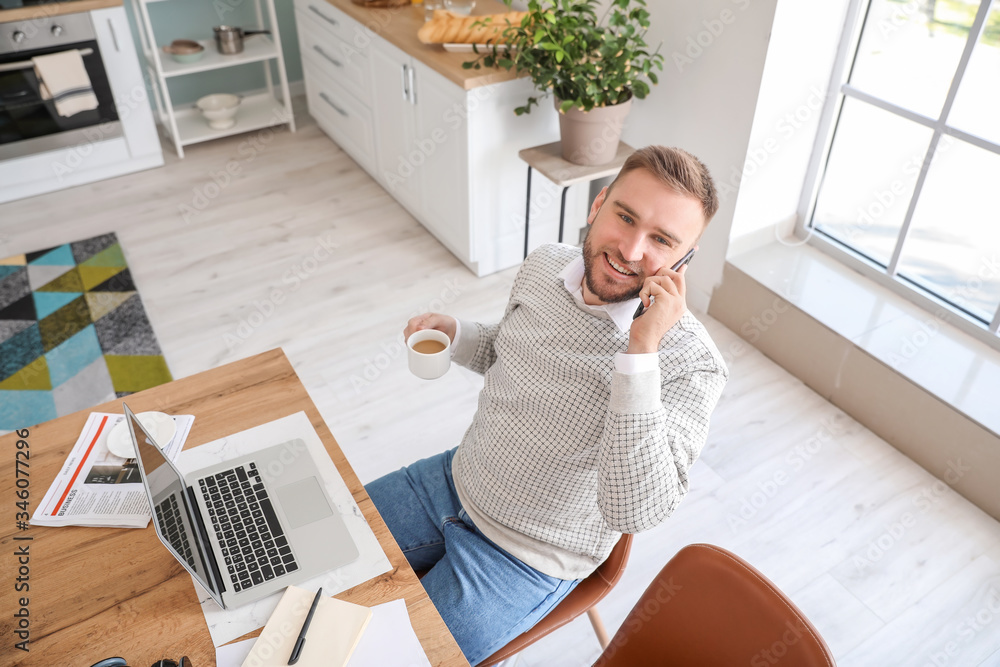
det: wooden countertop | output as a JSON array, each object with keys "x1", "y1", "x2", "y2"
[
  {"x1": 320, "y1": 0, "x2": 523, "y2": 90},
  {"x1": 0, "y1": 0, "x2": 122, "y2": 23},
  {"x1": 0, "y1": 0, "x2": 519, "y2": 91},
  {"x1": 0, "y1": 0, "x2": 518, "y2": 90}
]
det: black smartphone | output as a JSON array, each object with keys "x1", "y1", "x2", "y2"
[{"x1": 632, "y1": 248, "x2": 697, "y2": 320}]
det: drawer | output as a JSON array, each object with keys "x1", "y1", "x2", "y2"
[
  {"x1": 294, "y1": 0, "x2": 359, "y2": 52},
  {"x1": 304, "y1": 60, "x2": 375, "y2": 172},
  {"x1": 298, "y1": 17, "x2": 370, "y2": 105}
]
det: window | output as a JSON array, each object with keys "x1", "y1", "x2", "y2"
[{"x1": 802, "y1": 0, "x2": 1000, "y2": 345}]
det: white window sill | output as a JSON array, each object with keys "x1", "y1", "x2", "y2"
[{"x1": 728, "y1": 240, "x2": 1000, "y2": 437}]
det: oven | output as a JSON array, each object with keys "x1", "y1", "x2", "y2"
[
  {"x1": 0, "y1": 7, "x2": 161, "y2": 204},
  {"x1": 0, "y1": 13, "x2": 122, "y2": 160}
]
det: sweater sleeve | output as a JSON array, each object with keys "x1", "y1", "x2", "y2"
[
  {"x1": 449, "y1": 256, "x2": 529, "y2": 375},
  {"x1": 596, "y1": 348, "x2": 728, "y2": 534},
  {"x1": 451, "y1": 320, "x2": 502, "y2": 374}
]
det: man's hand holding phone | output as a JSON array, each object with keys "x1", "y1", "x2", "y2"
[{"x1": 627, "y1": 248, "x2": 695, "y2": 354}]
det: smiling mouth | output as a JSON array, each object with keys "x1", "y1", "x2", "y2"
[{"x1": 605, "y1": 253, "x2": 637, "y2": 277}]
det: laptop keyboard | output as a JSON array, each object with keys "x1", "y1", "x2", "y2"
[
  {"x1": 156, "y1": 495, "x2": 196, "y2": 568},
  {"x1": 199, "y1": 462, "x2": 299, "y2": 593}
]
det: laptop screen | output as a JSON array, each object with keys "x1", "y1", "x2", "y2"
[{"x1": 125, "y1": 405, "x2": 223, "y2": 603}]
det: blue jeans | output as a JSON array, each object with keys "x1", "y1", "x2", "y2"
[{"x1": 365, "y1": 448, "x2": 580, "y2": 665}]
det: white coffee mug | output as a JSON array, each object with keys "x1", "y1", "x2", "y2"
[{"x1": 407, "y1": 329, "x2": 451, "y2": 380}]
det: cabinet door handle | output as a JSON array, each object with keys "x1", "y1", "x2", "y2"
[
  {"x1": 309, "y1": 5, "x2": 339, "y2": 26},
  {"x1": 107, "y1": 18, "x2": 121, "y2": 52},
  {"x1": 319, "y1": 92, "x2": 348, "y2": 117},
  {"x1": 312, "y1": 45, "x2": 342, "y2": 68},
  {"x1": 407, "y1": 63, "x2": 416, "y2": 105},
  {"x1": 401, "y1": 63, "x2": 409, "y2": 102}
]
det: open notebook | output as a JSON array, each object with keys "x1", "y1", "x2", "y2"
[{"x1": 242, "y1": 586, "x2": 372, "y2": 667}]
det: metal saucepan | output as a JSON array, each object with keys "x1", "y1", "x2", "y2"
[{"x1": 213, "y1": 25, "x2": 271, "y2": 54}]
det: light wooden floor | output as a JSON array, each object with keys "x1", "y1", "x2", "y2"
[{"x1": 3, "y1": 106, "x2": 1000, "y2": 666}]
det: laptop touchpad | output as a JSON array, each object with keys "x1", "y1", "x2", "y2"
[{"x1": 276, "y1": 477, "x2": 335, "y2": 530}]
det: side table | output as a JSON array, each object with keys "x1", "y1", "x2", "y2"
[{"x1": 519, "y1": 141, "x2": 635, "y2": 258}]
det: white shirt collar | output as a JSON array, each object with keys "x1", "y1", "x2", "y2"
[{"x1": 558, "y1": 255, "x2": 639, "y2": 333}]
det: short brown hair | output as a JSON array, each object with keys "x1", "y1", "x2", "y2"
[{"x1": 608, "y1": 146, "x2": 719, "y2": 224}]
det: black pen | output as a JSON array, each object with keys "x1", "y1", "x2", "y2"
[
  {"x1": 288, "y1": 587, "x2": 323, "y2": 665},
  {"x1": 632, "y1": 248, "x2": 697, "y2": 320}
]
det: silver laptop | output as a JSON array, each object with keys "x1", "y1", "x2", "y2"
[{"x1": 124, "y1": 403, "x2": 359, "y2": 609}]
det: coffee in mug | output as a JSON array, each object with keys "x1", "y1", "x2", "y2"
[
  {"x1": 407, "y1": 329, "x2": 451, "y2": 379},
  {"x1": 412, "y1": 339, "x2": 447, "y2": 355}
]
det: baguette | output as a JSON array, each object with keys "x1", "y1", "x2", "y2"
[{"x1": 417, "y1": 9, "x2": 527, "y2": 44}]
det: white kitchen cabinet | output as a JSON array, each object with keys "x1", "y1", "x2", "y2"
[
  {"x1": 369, "y1": 38, "x2": 423, "y2": 215},
  {"x1": 303, "y1": 60, "x2": 376, "y2": 173},
  {"x1": 294, "y1": 0, "x2": 584, "y2": 276},
  {"x1": 369, "y1": 39, "x2": 471, "y2": 260},
  {"x1": 411, "y1": 61, "x2": 472, "y2": 265},
  {"x1": 296, "y1": 0, "x2": 376, "y2": 172}
]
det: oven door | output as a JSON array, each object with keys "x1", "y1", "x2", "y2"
[{"x1": 0, "y1": 39, "x2": 121, "y2": 159}]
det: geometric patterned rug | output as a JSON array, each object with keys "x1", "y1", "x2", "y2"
[{"x1": 0, "y1": 232, "x2": 172, "y2": 431}]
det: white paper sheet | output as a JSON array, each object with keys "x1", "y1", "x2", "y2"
[
  {"x1": 221, "y1": 599, "x2": 432, "y2": 667},
  {"x1": 216, "y1": 637, "x2": 255, "y2": 667},
  {"x1": 347, "y1": 599, "x2": 433, "y2": 667}
]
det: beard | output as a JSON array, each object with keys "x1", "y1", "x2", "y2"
[{"x1": 582, "y1": 233, "x2": 644, "y2": 304}]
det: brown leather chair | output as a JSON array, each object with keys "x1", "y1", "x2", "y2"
[
  {"x1": 477, "y1": 533, "x2": 634, "y2": 666},
  {"x1": 592, "y1": 543, "x2": 837, "y2": 666}
]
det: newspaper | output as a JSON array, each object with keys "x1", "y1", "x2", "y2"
[{"x1": 32, "y1": 411, "x2": 194, "y2": 528}]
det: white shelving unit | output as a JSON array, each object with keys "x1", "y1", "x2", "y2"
[{"x1": 130, "y1": 0, "x2": 295, "y2": 157}]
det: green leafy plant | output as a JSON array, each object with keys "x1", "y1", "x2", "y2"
[{"x1": 462, "y1": 0, "x2": 664, "y2": 115}]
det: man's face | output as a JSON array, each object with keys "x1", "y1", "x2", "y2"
[{"x1": 582, "y1": 168, "x2": 706, "y2": 305}]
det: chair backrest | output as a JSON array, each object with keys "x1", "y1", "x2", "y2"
[
  {"x1": 593, "y1": 543, "x2": 837, "y2": 667},
  {"x1": 480, "y1": 533, "x2": 634, "y2": 667}
]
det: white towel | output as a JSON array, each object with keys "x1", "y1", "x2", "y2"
[{"x1": 32, "y1": 50, "x2": 99, "y2": 117}]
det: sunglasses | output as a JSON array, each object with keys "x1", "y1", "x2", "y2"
[{"x1": 89, "y1": 658, "x2": 191, "y2": 667}]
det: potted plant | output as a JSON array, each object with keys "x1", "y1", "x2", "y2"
[{"x1": 463, "y1": 0, "x2": 663, "y2": 165}]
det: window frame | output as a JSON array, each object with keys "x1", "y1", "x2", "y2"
[{"x1": 795, "y1": 0, "x2": 1000, "y2": 350}]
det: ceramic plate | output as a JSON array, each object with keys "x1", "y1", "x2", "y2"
[
  {"x1": 442, "y1": 43, "x2": 516, "y2": 53},
  {"x1": 107, "y1": 412, "x2": 177, "y2": 458}
]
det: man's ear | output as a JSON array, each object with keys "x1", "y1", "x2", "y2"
[{"x1": 587, "y1": 186, "x2": 609, "y2": 225}]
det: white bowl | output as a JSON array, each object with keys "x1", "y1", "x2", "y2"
[{"x1": 196, "y1": 93, "x2": 241, "y2": 130}]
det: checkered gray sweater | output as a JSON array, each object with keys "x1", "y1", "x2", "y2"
[{"x1": 450, "y1": 244, "x2": 728, "y2": 580}]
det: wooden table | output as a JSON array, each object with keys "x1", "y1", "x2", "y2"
[{"x1": 0, "y1": 349, "x2": 468, "y2": 667}]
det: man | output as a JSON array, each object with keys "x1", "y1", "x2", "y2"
[{"x1": 366, "y1": 146, "x2": 729, "y2": 665}]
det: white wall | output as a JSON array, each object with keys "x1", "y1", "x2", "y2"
[
  {"x1": 726, "y1": 0, "x2": 853, "y2": 257},
  {"x1": 622, "y1": 0, "x2": 780, "y2": 312}
]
